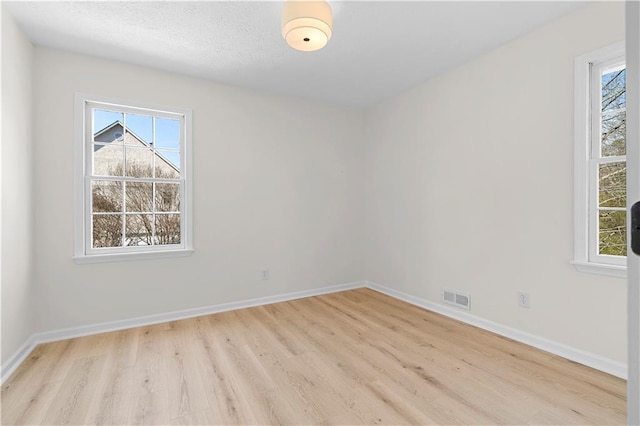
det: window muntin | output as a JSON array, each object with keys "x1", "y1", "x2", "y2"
[
  {"x1": 590, "y1": 59, "x2": 626, "y2": 264},
  {"x1": 75, "y1": 95, "x2": 192, "y2": 262}
]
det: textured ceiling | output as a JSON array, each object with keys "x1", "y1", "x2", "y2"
[{"x1": 5, "y1": 1, "x2": 586, "y2": 107}]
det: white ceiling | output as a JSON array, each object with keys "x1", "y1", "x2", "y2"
[{"x1": 5, "y1": 1, "x2": 586, "y2": 107}]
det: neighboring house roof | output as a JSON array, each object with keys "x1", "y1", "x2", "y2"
[
  {"x1": 93, "y1": 121, "x2": 179, "y2": 174},
  {"x1": 94, "y1": 120, "x2": 127, "y2": 139}
]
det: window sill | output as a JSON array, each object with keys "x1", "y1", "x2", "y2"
[
  {"x1": 571, "y1": 260, "x2": 626, "y2": 278},
  {"x1": 73, "y1": 249, "x2": 193, "y2": 264}
]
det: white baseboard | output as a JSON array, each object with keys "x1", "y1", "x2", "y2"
[
  {"x1": 0, "y1": 336, "x2": 37, "y2": 384},
  {"x1": 1, "y1": 280, "x2": 364, "y2": 384},
  {"x1": 31, "y1": 281, "x2": 364, "y2": 345},
  {"x1": 2, "y1": 279, "x2": 627, "y2": 383},
  {"x1": 365, "y1": 281, "x2": 627, "y2": 379}
]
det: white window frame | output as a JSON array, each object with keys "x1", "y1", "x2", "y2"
[
  {"x1": 573, "y1": 42, "x2": 626, "y2": 278},
  {"x1": 74, "y1": 93, "x2": 193, "y2": 263}
]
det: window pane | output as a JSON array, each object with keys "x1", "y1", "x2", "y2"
[
  {"x1": 602, "y1": 68, "x2": 626, "y2": 112},
  {"x1": 93, "y1": 110, "x2": 123, "y2": 141},
  {"x1": 92, "y1": 180, "x2": 122, "y2": 213},
  {"x1": 599, "y1": 210, "x2": 626, "y2": 256},
  {"x1": 125, "y1": 182, "x2": 153, "y2": 212},
  {"x1": 92, "y1": 214, "x2": 122, "y2": 248},
  {"x1": 155, "y1": 150, "x2": 180, "y2": 178},
  {"x1": 125, "y1": 147, "x2": 154, "y2": 178},
  {"x1": 155, "y1": 214, "x2": 181, "y2": 245},
  {"x1": 155, "y1": 183, "x2": 180, "y2": 212},
  {"x1": 155, "y1": 118, "x2": 181, "y2": 150},
  {"x1": 598, "y1": 162, "x2": 626, "y2": 208},
  {"x1": 125, "y1": 114, "x2": 153, "y2": 146},
  {"x1": 125, "y1": 214, "x2": 153, "y2": 246},
  {"x1": 601, "y1": 112, "x2": 626, "y2": 157},
  {"x1": 93, "y1": 144, "x2": 124, "y2": 176}
]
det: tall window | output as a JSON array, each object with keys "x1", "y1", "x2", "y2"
[
  {"x1": 593, "y1": 60, "x2": 626, "y2": 257},
  {"x1": 574, "y1": 43, "x2": 626, "y2": 277},
  {"x1": 74, "y1": 95, "x2": 193, "y2": 263}
]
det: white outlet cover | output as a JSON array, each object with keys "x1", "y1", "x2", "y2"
[{"x1": 518, "y1": 292, "x2": 530, "y2": 308}]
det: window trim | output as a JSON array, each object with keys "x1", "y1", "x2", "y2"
[
  {"x1": 573, "y1": 42, "x2": 626, "y2": 278},
  {"x1": 73, "y1": 93, "x2": 193, "y2": 263}
]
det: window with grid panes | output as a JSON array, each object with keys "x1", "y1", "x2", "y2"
[
  {"x1": 74, "y1": 95, "x2": 192, "y2": 263},
  {"x1": 573, "y1": 43, "x2": 626, "y2": 277},
  {"x1": 592, "y1": 59, "x2": 626, "y2": 260}
]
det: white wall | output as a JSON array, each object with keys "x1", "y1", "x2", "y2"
[
  {"x1": 32, "y1": 48, "x2": 365, "y2": 332},
  {"x1": 1, "y1": 7, "x2": 35, "y2": 364},
  {"x1": 363, "y1": 2, "x2": 627, "y2": 363}
]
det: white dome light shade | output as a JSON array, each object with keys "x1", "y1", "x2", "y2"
[{"x1": 282, "y1": 1, "x2": 332, "y2": 52}]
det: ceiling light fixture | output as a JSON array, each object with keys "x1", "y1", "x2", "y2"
[{"x1": 282, "y1": 0, "x2": 332, "y2": 52}]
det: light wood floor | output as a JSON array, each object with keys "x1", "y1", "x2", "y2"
[{"x1": 1, "y1": 288, "x2": 626, "y2": 425}]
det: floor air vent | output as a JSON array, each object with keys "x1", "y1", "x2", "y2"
[{"x1": 442, "y1": 290, "x2": 470, "y2": 310}]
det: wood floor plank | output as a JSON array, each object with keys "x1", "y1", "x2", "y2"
[
  {"x1": 83, "y1": 327, "x2": 139, "y2": 425},
  {"x1": 41, "y1": 355, "x2": 106, "y2": 425},
  {"x1": 1, "y1": 288, "x2": 626, "y2": 425},
  {"x1": 1, "y1": 380, "x2": 62, "y2": 425}
]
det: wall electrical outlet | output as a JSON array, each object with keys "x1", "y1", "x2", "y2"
[
  {"x1": 517, "y1": 291, "x2": 531, "y2": 308},
  {"x1": 261, "y1": 269, "x2": 270, "y2": 280}
]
